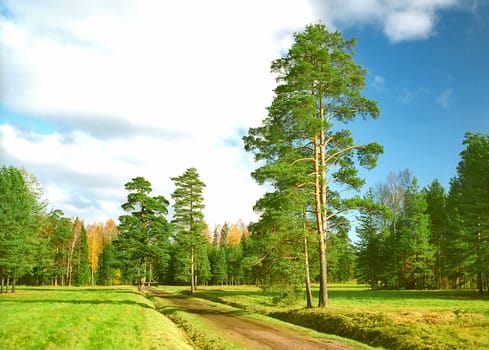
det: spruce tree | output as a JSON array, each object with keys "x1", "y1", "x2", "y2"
[{"x1": 451, "y1": 133, "x2": 489, "y2": 294}]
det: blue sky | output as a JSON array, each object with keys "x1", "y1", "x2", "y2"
[
  {"x1": 345, "y1": 4, "x2": 489, "y2": 191},
  {"x1": 1, "y1": 0, "x2": 488, "y2": 227}
]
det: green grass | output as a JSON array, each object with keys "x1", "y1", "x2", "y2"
[
  {"x1": 190, "y1": 283, "x2": 489, "y2": 350},
  {"x1": 0, "y1": 286, "x2": 193, "y2": 350}
]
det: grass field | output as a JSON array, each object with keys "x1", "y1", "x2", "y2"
[
  {"x1": 189, "y1": 283, "x2": 489, "y2": 350},
  {"x1": 0, "y1": 286, "x2": 193, "y2": 350},
  {"x1": 2, "y1": 284, "x2": 488, "y2": 350}
]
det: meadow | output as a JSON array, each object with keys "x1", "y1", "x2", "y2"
[
  {"x1": 0, "y1": 286, "x2": 193, "y2": 350},
  {"x1": 190, "y1": 284, "x2": 489, "y2": 350},
  {"x1": 2, "y1": 284, "x2": 488, "y2": 350}
]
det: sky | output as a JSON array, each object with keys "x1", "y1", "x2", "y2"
[{"x1": 1, "y1": 0, "x2": 488, "y2": 230}]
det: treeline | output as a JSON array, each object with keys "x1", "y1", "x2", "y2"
[
  {"x1": 0, "y1": 165, "x2": 252, "y2": 292},
  {"x1": 0, "y1": 166, "x2": 120, "y2": 292},
  {"x1": 356, "y1": 132, "x2": 489, "y2": 294},
  {"x1": 1, "y1": 131, "x2": 487, "y2": 298}
]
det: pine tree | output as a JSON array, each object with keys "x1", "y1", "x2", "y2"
[
  {"x1": 243, "y1": 23, "x2": 382, "y2": 306},
  {"x1": 116, "y1": 177, "x2": 170, "y2": 291},
  {"x1": 171, "y1": 167, "x2": 208, "y2": 293}
]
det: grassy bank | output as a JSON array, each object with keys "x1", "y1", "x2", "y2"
[
  {"x1": 0, "y1": 286, "x2": 193, "y2": 350},
  {"x1": 192, "y1": 284, "x2": 489, "y2": 350}
]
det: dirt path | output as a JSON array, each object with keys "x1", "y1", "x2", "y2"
[{"x1": 149, "y1": 288, "x2": 360, "y2": 350}]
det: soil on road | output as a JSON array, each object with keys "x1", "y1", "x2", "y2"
[{"x1": 149, "y1": 288, "x2": 362, "y2": 350}]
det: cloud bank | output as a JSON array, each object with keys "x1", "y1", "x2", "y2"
[
  {"x1": 0, "y1": 0, "x2": 468, "y2": 227},
  {"x1": 313, "y1": 0, "x2": 463, "y2": 42}
]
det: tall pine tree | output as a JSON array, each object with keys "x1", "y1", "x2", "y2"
[
  {"x1": 116, "y1": 177, "x2": 170, "y2": 291},
  {"x1": 244, "y1": 23, "x2": 382, "y2": 306},
  {"x1": 171, "y1": 167, "x2": 209, "y2": 293}
]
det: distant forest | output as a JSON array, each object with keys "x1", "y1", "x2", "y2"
[{"x1": 1, "y1": 131, "x2": 487, "y2": 298}]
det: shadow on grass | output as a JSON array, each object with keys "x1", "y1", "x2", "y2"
[
  {"x1": 326, "y1": 288, "x2": 489, "y2": 301},
  {"x1": 19, "y1": 287, "x2": 139, "y2": 294},
  {"x1": 1, "y1": 297, "x2": 153, "y2": 309},
  {"x1": 175, "y1": 285, "x2": 489, "y2": 310}
]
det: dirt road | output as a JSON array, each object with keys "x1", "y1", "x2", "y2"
[{"x1": 149, "y1": 288, "x2": 361, "y2": 350}]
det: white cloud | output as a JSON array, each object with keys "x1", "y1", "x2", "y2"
[
  {"x1": 373, "y1": 75, "x2": 385, "y2": 89},
  {"x1": 436, "y1": 89, "x2": 454, "y2": 108},
  {"x1": 384, "y1": 10, "x2": 433, "y2": 42},
  {"x1": 0, "y1": 0, "x2": 319, "y2": 227},
  {"x1": 312, "y1": 0, "x2": 462, "y2": 42}
]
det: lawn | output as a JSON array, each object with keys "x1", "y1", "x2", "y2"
[
  {"x1": 0, "y1": 286, "x2": 193, "y2": 350},
  {"x1": 189, "y1": 283, "x2": 489, "y2": 350}
]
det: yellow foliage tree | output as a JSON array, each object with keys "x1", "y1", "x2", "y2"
[
  {"x1": 227, "y1": 224, "x2": 242, "y2": 246},
  {"x1": 87, "y1": 223, "x2": 103, "y2": 285}
]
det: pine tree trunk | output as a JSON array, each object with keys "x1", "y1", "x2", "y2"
[
  {"x1": 190, "y1": 246, "x2": 195, "y2": 294},
  {"x1": 11, "y1": 272, "x2": 16, "y2": 293},
  {"x1": 314, "y1": 127, "x2": 328, "y2": 307},
  {"x1": 304, "y1": 236, "x2": 313, "y2": 308}
]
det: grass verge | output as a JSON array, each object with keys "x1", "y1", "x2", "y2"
[{"x1": 0, "y1": 286, "x2": 193, "y2": 350}]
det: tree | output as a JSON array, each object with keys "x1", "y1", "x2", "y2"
[
  {"x1": 98, "y1": 219, "x2": 118, "y2": 286},
  {"x1": 46, "y1": 209, "x2": 73, "y2": 286},
  {"x1": 171, "y1": 167, "x2": 208, "y2": 293},
  {"x1": 375, "y1": 170, "x2": 413, "y2": 288},
  {"x1": 450, "y1": 133, "x2": 489, "y2": 294},
  {"x1": 67, "y1": 218, "x2": 83, "y2": 286},
  {"x1": 74, "y1": 223, "x2": 90, "y2": 286},
  {"x1": 87, "y1": 223, "x2": 103, "y2": 285},
  {"x1": 355, "y1": 190, "x2": 387, "y2": 289},
  {"x1": 0, "y1": 166, "x2": 42, "y2": 292},
  {"x1": 210, "y1": 245, "x2": 228, "y2": 285},
  {"x1": 243, "y1": 23, "x2": 382, "y2": 306},
  {"x1": 116, "y1": 177, "x2": 170, "y2": 291},
  {"x1": 424, "y1": 180, "x2": 448, "y2": 288},
  {"x1": 398, "y1": 178, "x2": 434, "y2": 289}
]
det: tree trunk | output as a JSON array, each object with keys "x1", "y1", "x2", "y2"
[
  {"x1": 314, "y1": 125, "x2": 328, "y2": 307},
  {"x1": 11, "y1": 272, "x2": 16, "y2": 293},
  {"x1": 138, "y1": 276, "x2": 145, "y2": 292},
  {"x1": 304, "y1": 236, "x2": 313, "y2": 308},
  {"x1": 190, "y1": 246, "x2": 195, "y2": 294}
]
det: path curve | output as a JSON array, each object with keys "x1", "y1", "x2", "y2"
[{"x1": 149, "y1": 288, "x2": 359, "y2": 350}]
